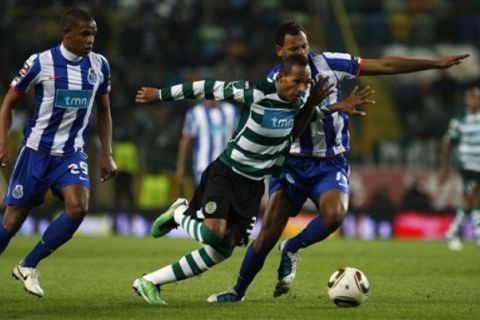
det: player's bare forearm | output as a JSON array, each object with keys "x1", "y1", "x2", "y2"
[
  {"x1": 0, "y1": 112, "x2": 12, "y2": 166},
  {"x1": 360, "y1": 54, "x2": 469, "y2": 75},
  {"x1": 438, "y1": 141, "x2": 453, "y2": 185},
  {"x1": 0, "y1": 102, "x2": 13, "y2": 145},
  {"x1": 175, "y1": 135, "x2": 192, "y2": 183},
  {"x1": 96, "y1": 95, "x2": 114, "y2": 156},
  {"x1": 0, "y1": 89, "x2": 20, "y2": 166},
  {"x1": 96, "y1": 95, "x2": 117, "y2": 181}
]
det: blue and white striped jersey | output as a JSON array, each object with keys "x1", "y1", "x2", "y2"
[
  {"x1": 11, "y1": 44, "x2": 111, "y2": 155},
  {"x1": 183, "y1": 102, "x2": 239, "y2": 185},
  {"x1": 267, "y1": 52, "x2": 361, "y2": 157}
]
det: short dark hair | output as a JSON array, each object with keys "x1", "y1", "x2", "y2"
[
  {"x1": 62, "y1": 9, "x2": 94, "y2": 31},
  {"x1": 280, "y1": 54, "x2": 308, "y2": 75},
  {"x1": 275, "y1": 21, "x2": 306, "y2": 46}
]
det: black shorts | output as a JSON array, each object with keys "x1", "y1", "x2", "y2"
[
  {"x1": 460, "y1": 170, "x2": 480, "y2": 196},
  {"x1": 186, "y1": 158, "x2": 264, "y2": 244}
]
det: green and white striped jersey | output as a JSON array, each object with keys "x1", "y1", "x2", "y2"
[
  {"x1": 444, "y1": 111, "x2": 480, "y2": 172},
  {"x1": 159, "y1": 80, "x2": 307, "y2": 180}
]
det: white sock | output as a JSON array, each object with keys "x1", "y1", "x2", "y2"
[
  {"x1": 173, "y1": 204, "x2": 188, "y2": 224},
  {"x1": 144, "y1": 266, "x2": 176, "y2": 285}
]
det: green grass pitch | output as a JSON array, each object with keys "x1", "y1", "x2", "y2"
[{"x1": 1, "y1": 236, "x2": 479, "y2": 319}]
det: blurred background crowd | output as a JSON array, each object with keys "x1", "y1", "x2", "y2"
[{"x1": 1, "y1": 0, "x2": 479, "y2": 238}]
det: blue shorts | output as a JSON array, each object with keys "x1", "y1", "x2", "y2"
[
  {"x1": 269, "y1": 154, "x2": 350, "y2": 216},
  {"x1": 4, "y1": 146, "x2": 90, "y2": 208}
]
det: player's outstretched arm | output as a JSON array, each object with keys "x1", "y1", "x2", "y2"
[
  {"x1": 328, "y1": 86, "x2": 375, "y2": 116},
  {"x1": 360, "y1": 54, "x2": 469, "y2": 75},
  {"x1": 136, "y1": 81, "x2": 250, "y2": 105}
]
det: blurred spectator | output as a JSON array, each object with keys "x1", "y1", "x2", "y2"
[
  {"x1": 401, "y1": 180, "x2": 432, "y2": 212},
  {"x1": 367, "y1": 188, "x2": 397, "y2": 238}
]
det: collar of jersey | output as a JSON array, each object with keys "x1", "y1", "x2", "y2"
[{"x1": 60, "y1": 43, "x2": 83, "y2": 63}]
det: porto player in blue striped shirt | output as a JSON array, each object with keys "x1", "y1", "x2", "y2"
[{"x1": 0, "y1": 8, "x2": 117, "y2": 297}]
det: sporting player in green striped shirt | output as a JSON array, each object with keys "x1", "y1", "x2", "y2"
[
  {"x1": 131, "y1": 54, "x2": 374, "y2": 304},
  {"x1": 439, "y1": 87, "x2": 480, "y2": 250}
]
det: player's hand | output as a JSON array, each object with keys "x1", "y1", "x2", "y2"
[
  {"x1": 135, "y1": 87, "x2": 161, "y2": 104},
  {"x1": 0, "y1": 142, "x2": 11, "y2": 167},
  {"x1": 309, "y1": 76, "x2": 334, "y2": 105},
  {"x1": 100, "y1": 155, "x2": 117, "y2": 182},
  {"x1": 435, "y1": 54, "x2": 470, "y2": 68},
  {"x1": 329, "y1": 86, "x2": 375, "y2": 116}
]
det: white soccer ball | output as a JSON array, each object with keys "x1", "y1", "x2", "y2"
[{"x1": 327, "y1": 266, "x2": 369, "y2": 307}]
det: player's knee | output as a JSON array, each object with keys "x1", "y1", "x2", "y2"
[
  {"x1": 201, "y1": 224, "x2": 226, "y2": 246},
  {"x1": 65, "y1": 201, "x2": 88, "y2": 219},
  {"x1": 205, "y1": 222, "x2": 227, "y2": 238},
  {"x1": 2, "y1": 208, "x2": 28, "y2": 233},
  {"x1": 212, "y1": 242, "x2": 234, "y2": 259},
  {"x1": 2, "y1": 218, "x2": 22, "y2": 233},
  {"x1": 322, "y1": 204, "x2": 347, "y2": 226}
]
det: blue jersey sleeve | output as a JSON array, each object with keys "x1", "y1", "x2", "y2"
[
  {"x1": 266, "y1": 64, "x2": 281, "y2": 83},
  {"x1": 97, "y1": 55, "x2": 111, "y2": 95},
  {"x1": 320, "y1": 52, "x2": 361, "y2": 79},
  {"x1": 11, "y1": 54, "x2": 41, "y2": 94}
]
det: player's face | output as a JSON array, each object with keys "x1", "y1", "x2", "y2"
[
  {"x1": 465, "y1": 88, "x2": 480, "y2": 112},
  {"x1": 276, "y1": 31, "x2": 310, "y2": 60},
  {"x1": 277, "y1": 64, "x2": 312, "y2": 104},
  {"x1": 63, "y1": 20, "x2": 97, "y2": 56}
]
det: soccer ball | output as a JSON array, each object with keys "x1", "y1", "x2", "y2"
[{"x1": 327, "y1": 267, "x2": 369, "y2": 307}]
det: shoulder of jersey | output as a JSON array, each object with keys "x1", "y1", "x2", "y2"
[{"x1": 250, "y1": 80, "x2": 276, "y2": 95}]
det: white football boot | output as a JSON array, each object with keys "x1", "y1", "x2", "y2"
[
  {"x1": 273, "y1": 239, "x2": 299, "y2": 297},
  {"x1": 446, "y1": 237, "x2": 463, "y2": 251},
  {"x1": 207, "y1": 288, "x2": 245, "y2": 303},
  {"x1": 12, "y1": 262, "x2": 44, "y2": 297}
]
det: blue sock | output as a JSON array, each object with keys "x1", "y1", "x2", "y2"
[
  {"x1": 23, "y1": 213, "x2": 83, "y2": 268},
  {"x1": 233, "y1": 245, "x2": 267, "y2": 297},
  {"x1": 0, "y1": 222, "x2": 15, "y2": 255},
  {"x1": 284, "y1": 215, "x2": 341, "y2": 253}
]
